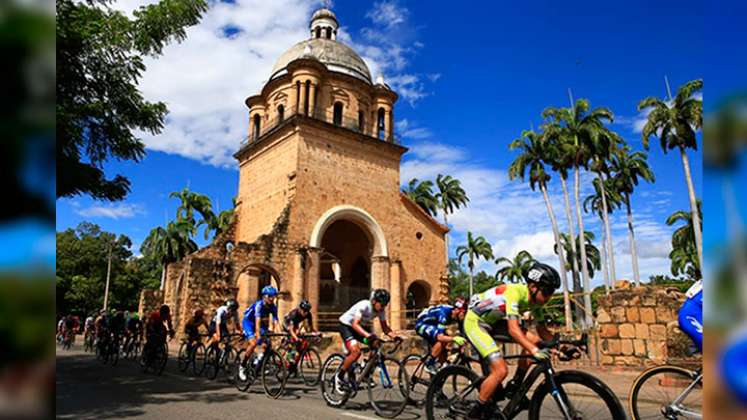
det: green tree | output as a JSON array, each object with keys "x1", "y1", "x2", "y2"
[
  {"x1": 495, "y1": 250, "x2": 535, "y2": 283},
  {"x1": 456, "y1": 231, "x2": 494, "y2": 297},
  {"x1": 169, "y1": 187, "x2": 216, "y2": 236},
  {"x1": 448, "y1": 259, "x2": 496, "y2": 299},
  {"x1": 666, "y1": 203, "x2": 702, "y2": 281},
  {"x1": 544, "y1": 98, "x2": 612, "y2": 328},
  {"x1": 57, "y1": 0, "x2": 208, "y2": 201},
  {"x1": 639, "y1": 79, "x2": 703, "y2": 269},
  {"x1": 402, "y1": 178, "x2": 438, "y2": 216},
  {"x1": 555, "y1": 232, "x2": 601, "y2": 282},
  {"x1": 584, "y1": 177, "x2": 623, "y2": 292},
  {"x1": 141, "y1": 219, "x2": 198, "y2": 290},
  {"x1": 509, "y1": 128, "x2": 573, "y2": 328},
  {"x1": 610, "y1": 148, "x2": 655, "y2": 286},
  {"x1": 435, "y1": 174, "x2": 469, "y2": 268}
]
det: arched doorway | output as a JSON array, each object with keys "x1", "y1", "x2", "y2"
[
  {"x1": 406, "y1": 280, "x2": 431, "y2": 329},
  {"x1": 317, "y1": 220, "x2": 373, "y2": 330},
  {"x1": 236, "y1": 265, "x2": 280, "y2": 317}
]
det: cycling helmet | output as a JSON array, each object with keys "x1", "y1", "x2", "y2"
[
  {"x1": 299, "y1": 299, "x2": 312, "y2": 311},
  {"x1": 159, "y1": 304, "x2": 171, "y2": 315},
  {"x1": 226, "y1": 299, "x2": 239, "y2": 311},
  {"x1": 261, "y1": 286, "x2": 278, "y2": 297},
  {"x1": 194, "y1": 309, "x2": 204, "y2": 318},
  {"x1": 371, "y1": 288, "x2": 390, "y2": 305},
  {"x1": 524, "y1": 262, "x2": 561, "y2": 292},
  {"x1": 452, "y1": 297, "x2": 467, "y2": 310}
]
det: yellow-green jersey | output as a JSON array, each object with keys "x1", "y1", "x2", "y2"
[{"x1": 468, "y1": 283, "x2": 544, "y2": 325}]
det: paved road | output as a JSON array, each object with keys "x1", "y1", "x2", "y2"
[{"x1": 57, "y1": 343, "x2": 637, "y2": 419}]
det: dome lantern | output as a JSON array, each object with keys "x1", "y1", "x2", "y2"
[{"x1": 310, "y1": 8, "x2": 338, "y2": 40}]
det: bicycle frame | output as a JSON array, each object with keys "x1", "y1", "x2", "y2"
[{"x1": 666, "y1": 369, "x2": 702, "y2": 419}]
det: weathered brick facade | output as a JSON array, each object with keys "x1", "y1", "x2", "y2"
[
  {"x1": 596, "y1": 285, "x2": 700, "y2": 367},
  {"x1": 139, "y1": 8, "x2": 448, "y2": 340}
]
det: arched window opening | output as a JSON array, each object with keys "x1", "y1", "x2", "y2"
[
  {"x1": 277, "y1": 105, "x2": 284, "y2": 122},
  {"x1": 315, "y1": 27, "x2": 321, "y2": 39},
  {"x1": 333, "y1": 102, "x2": 343, "y2": 126},
  {"x1": 253, "y1": 114, "x2": 261, "y2": 140},
  {"x1": 377, "y1": 107, "x2": 386, "y2": 139},
  {"x1": 295, "y1": 81, "x2": 301, "y2": 112},
  {"x1": 304, "y1": 81, "x2": 311, "y2": 116},
  {"x1": 358, "y1": 111, "x2": 365, "y2": 132},
  {"x1": 326, "y1": 27, "x2": 332, "y2": 39}
]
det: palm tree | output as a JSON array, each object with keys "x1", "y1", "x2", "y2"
[
  {"x1": 584, "y1": 177, "x2": 623, "y2": 292},
  {"x1": 638, "y1": 79, "x2": 703, "y2": 270},
  {"x1": 435, "y1": 174, "x2": 469, "y2": 269},
  {"x1": 666, "y1": 203, "x2": 702, "y2": 280},
  {"x1": 456, "y1": 231, "x2": 494, "y2": 297},
  {"x1": 203, "y1": 208, "x2": 235, "y2": 240},
  {"x1": 402, "y1": 178, "x2": 438, "y2": 217},
  {"x1": 543, "y1": 98, "x2": 612, "y2": 329},
  {"x1": 496, "y1": 250, "x2": 535, "y2": 283},
  {"x1": 610, "y1": 148, "x2": 655, "y2": 286},
  {"x1": 555, "y1": 232, "x2": 601, "y2": 283},
  {"x1": 509, "y1": 129, "x2": 573, "y2": 329},
  {"x1": 170, "y1": 187, "x2": 216, "y2": 236},
  {"x1": 141, "y1": 219, "x2": 198, "y2": 290}
]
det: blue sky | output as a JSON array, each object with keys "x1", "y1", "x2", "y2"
[{"x1": 54, "y1": 0, "x2": 727, "y2": 286}]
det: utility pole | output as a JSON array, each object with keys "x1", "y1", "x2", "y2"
[{"x1": 103, "y1": 240, "x2": 113, "y2": 311}]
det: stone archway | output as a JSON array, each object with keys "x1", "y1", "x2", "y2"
[
  {"x1": 308, "y1": 205, "x2": 389, "y2": 330},
  {"x1": 236, "y1": 264, "x2": 281, "y2": 317},
  {"x1": 405, "y1": 280, "x2": 431, "y2": 328}
]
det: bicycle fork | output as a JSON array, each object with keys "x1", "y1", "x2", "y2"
[{"x1": 543, "y1": 368, "x2": 576, "y2": 420}]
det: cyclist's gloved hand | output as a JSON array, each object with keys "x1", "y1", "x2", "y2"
[
  {"x1": 452, "y1": 336, "x2": 466, "y2": 346},
  {"x1": 363, "y1": 334, "x2": 378, "y2": 346},
  {"x1": 532, "y1": 348, "x2": 551, "y2": 361}
]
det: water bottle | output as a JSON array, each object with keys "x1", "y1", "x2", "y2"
[{"x1": 254, "y1": 351, "x2": 264, "y2": 367}]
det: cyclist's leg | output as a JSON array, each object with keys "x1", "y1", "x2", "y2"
[
  {"x1": 241, "y1": 317, "x2": 258, "y2": 364},
  {"x1": 464, "y1": 311, "x2": 507, "y2": 407},
  {"x1": 338, "y1": 324, "x2": 363, "y2": 380}
]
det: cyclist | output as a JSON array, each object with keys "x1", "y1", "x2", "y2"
[
  {"x1": 184, "y1": 308, "x2": 209, "y2": 349},
  {"x1": 464, "y1": 262, "x2": 560, "y2": 419},
  {"x1": 414, "y1": 297, "x2": 468, "y2": 374},
  {"x1": 208, "y1": 299, "x2": 240, "y2": 348},
  {"x1": 110, "y1": 309, "x2": 127, "y2": 347},
  {"x1": 144, "y1": 304, "x2": 175, "y2": 358},
  {"x1": 124, "y1": 313, "x2": 143, "y2": 353},
  {"x1": 84, "y1": 314, "x2": 95, "y2": 343},
  {"x1": 283, "y1": 299, "x2": 318, "y2": 375},
  {"x1": 335, "y1": 288, "x2": 401, "y2": 392},
  {"x1": 237, "y1": 286, "x2": 279, "y2": 380},
  {"x1": 677, "y1": 279, "x2": 702, "y2": 353}
]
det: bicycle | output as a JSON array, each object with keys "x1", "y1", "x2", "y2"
[
  {"x1": 233, "y1": 332, "x2": 290, "y2": 398},
  {"x1": 628, "y1": 364, "x2": 701, "y2": 419},
  {"x1": 424, "y1": 333, "x2": 626, "y2": 420},
  {"x1": 400, "y1": 335, "x2": 480, "y2": 405},
  {"x1": 62, "y1": 330, "x2": 74, "y2": 350},
  {"x1": 140, "y1": 338, "x2": 169, "y2": 375},
  {"x1": 123, "y1": 335, "x2": 143, "y2": 360},
  {"x1": 279, "y1": 333, "x2": 323, "y2": 387},
  {"x1": 178, "y1": 334, "x2": 209, "y2": 376},
  {"x1": 320, "y1": 337, "x2": 409, "y2": 419},
  {"x1": 84, "y1": 331, "x2": 95, "y2": 353},
  {"x1": 204, "y1": 333, "x2": 243, "y2": 381}
]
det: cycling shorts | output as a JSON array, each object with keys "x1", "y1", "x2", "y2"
[
  {"x1": 208, "y1": 320, "x2": 229, "y2": 338},
  {"x1": 415, "y1": 322, "x2": 445, "y2": 345},
  {"x1": 463, "y1": 310, "x2": 509, "y2": 360},
  {"x1": 339, "y1": 323, "x2": 366, "y2": 345},
  {"x1": 678, "y1": 296, "x2": 702, "y2": 353},
  {"x1": 242, "y1": 318, "x2": 267, "y2": 341}
]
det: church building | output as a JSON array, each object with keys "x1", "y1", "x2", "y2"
[{"x1": 140, "y1": 8, "x2": 448, "y2": 334}]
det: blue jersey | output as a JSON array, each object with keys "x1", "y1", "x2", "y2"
[
  {"x1": 416, "y1": 304, "x2": 455, "y2": 327},
  {"x1": 243, "y1": 299, "x2": 278, "y2": 323},
  {"x1": 678, "y1": 280, "x2": 702, "y2": 352}
]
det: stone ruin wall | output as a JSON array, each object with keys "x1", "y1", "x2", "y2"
[{"x1": 596, "y1": 285, "x2": 700, "y2": 368}]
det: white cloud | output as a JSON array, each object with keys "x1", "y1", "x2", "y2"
[
  {"x1": 75, "y1": 203, "x2": 146, "y2": 220},
  {"x1": 396, "y1": 119, "x2": 432, "y2": 140},
  {"x1": 365, "y1": 1, "x2": 408, "y2": 28}
]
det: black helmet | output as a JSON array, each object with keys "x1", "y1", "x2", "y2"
[
  {"x1": 371, "y1": 289, "x2": 390, "y2": 305},
  {"x1": 524, "y1": 262, "x2": 561, "y2": 292},
  {"x1": 226, "y1": 299, "x2": 239, "y2": 311},
  {"x1": 299, "y1": 299, "x2": 312, "y2": 311},
  {"x1": 159, "y1": 304, "x2": 170, "y2": 315}
]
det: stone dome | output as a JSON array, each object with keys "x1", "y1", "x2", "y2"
[{"x1": 269, "y1": 8, "x2": 372, "y2": 84}]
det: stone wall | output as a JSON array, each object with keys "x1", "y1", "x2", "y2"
[
  {"x1": 596, "y1": 286, "x2": 700, "y2": 367},
  {"x1": 138, "y1": 289, "x2": 163, "y2": 318}
]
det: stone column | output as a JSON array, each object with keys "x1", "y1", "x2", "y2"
[
  {"x1": 387, "y1": 108, "x2": 394, "y2": 142},
  {"x1": 289, "y1": 82, "x2": 299, "y2": 116},
  {"x1": 306, "y1": 247, "x2": 321, "y2": 330},
  {"x1": 291, "y1": 251, "x2": 304, "y2": 308},
  {"x1": 298, "y1": 81, "x2": 308, "y2": 116},
  {"x1": 371, "y1": 256, "x2": 390, "y2": 334},
  {"x1": 308, "y1": 83, "x2": 317, "y2": 117},
  {"x1": 389, "y1": 260, "x2": 402, "y2": 331},
  {"x1": 242, "y1": 269, "x2": 260, "y2": 315}
]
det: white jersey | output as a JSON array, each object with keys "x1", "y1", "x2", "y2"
[
  {"x1": 339, "y1": 300, "x2": 385, "y2": 326},
  {"x1": 685, "y1": 280, "x2": 702, "y2": 299},
  {"x1": 213, "y1": 305, "x2": 238, "y2": 325}
]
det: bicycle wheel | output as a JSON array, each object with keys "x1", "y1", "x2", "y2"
[
  {"x1": 192, "y1": 343, "x2": 207, "y2": 376},
  {"x1": 367, "y1": 355, "x2": 408, "y2": 418},
  {"x1": 110, "y1": 342, "x2": 120, "y2": 366},
  {"x1": 629, "y1": 365, "x2": 702, "y2": 420},
  {"x1": 234, "y1": 350, "x2": 257, "y2": 392},
  {"x1": 425, "y1": 365, "x2": 481, "y2": 420},
  {"x1": 223, "y1": 346, "x2": 239, "y2": 382},
  {"x1": 261, "y1": 351, "x2": 288, "y2": 399},
  {"x1": 300, "y1": 348, "x2": 322, "y2": 386},
  {"x1": 156, "y1": 344, "x2": 168, "y2": 375},
  {"x1": 204, "y1": 346, "x2": 220, "y2": 380},
  {"x1": 320, "y1": 353, "x2": 350, "y2": 407},
  {"x1": 528, "y1": 369, "x2": 626, "y2": 420},
  {"x1": 177, "y1": 343, "x2": 190, "y2": 372},
  {"x1": 400, "y1": 353, "x2": 430, "y2": 405}
]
